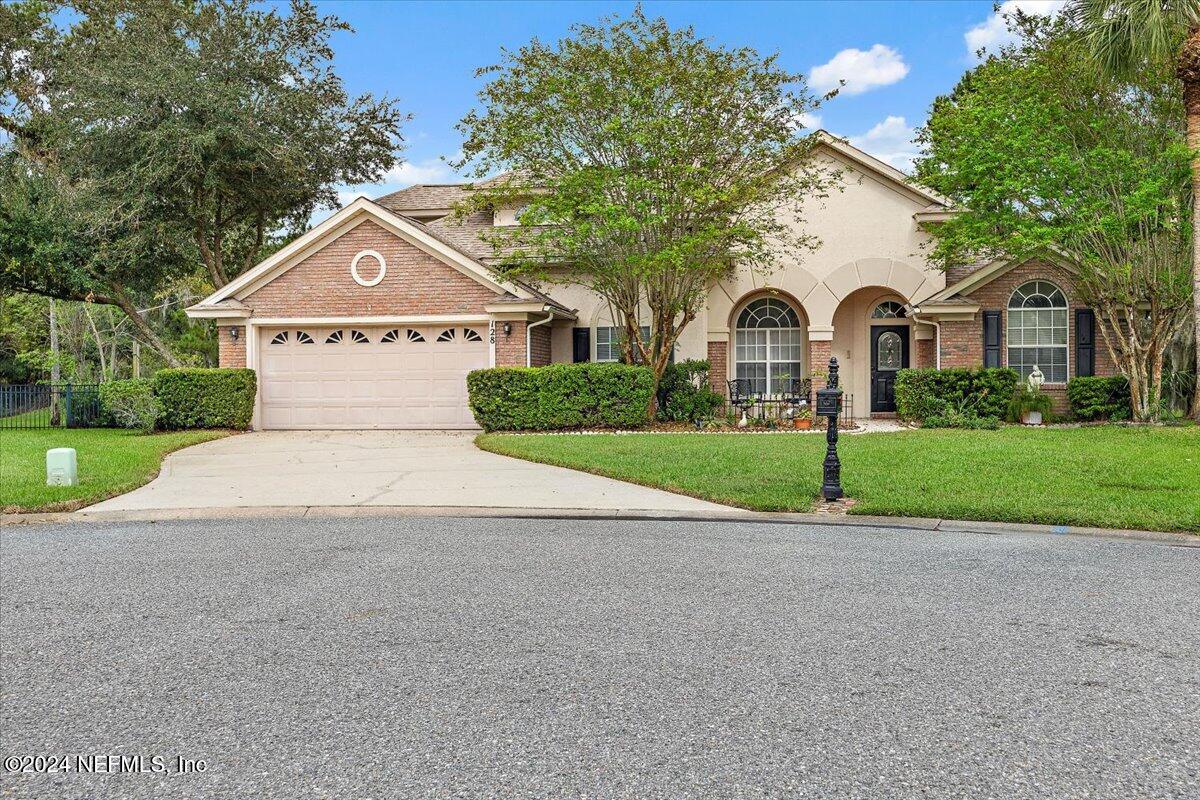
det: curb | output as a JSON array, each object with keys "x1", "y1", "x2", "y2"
[{"x1": 2, "y1": 505, "x2": 1196, "y2": 547}]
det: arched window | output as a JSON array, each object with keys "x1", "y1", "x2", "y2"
[
  {"x1": 1008, "y1": 280, "x2": 1068, "y2": 383},
  {"x1": 871, "y1": 301, "x2": 907, "y2": 319},
  {"x1": 734, "y1": 297, "x2": 803, "y2": 395}
]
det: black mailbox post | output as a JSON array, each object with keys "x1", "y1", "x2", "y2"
[{"x1": 816, "y1": 357, "x2": 843, "y2": 501}]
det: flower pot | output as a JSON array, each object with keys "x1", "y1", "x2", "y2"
[
  {"x1": 795, "y1": 418, "x2": 812, "y2": 430},
  {"x1": 1021, "y1": 410, "x2": 1043, "y2": 426}
]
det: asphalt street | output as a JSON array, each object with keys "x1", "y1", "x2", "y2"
[{"x1": 1, "y1": 516, "x2": 1197, "y2": 799}]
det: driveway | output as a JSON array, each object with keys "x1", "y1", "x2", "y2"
[
  {"x1": 84, "y1": 430, "x2": 729, "y2": 514},
  {"x1": 2, "y1": 517, "x2": 1197, "y2": 799}
]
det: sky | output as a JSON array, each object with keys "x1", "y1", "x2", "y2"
[{"x1": 316, "y1": 0, "x2": 1065, "y2": 218}]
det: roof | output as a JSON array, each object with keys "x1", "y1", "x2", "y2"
[
  {"x1": 373, "y1": 184, "x2": 471, "y2": 213},
  {"x1": 813, "y1": 131, "x2": 952, "y2": 209}
]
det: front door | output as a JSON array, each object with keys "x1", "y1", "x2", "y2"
[{"x1": 870, "y1": 325, "x2": 910, "y2": 413}]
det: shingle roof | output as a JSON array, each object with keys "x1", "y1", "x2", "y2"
[{"x1": 373, "y1": 184, "x2": 471, "y2": 212}]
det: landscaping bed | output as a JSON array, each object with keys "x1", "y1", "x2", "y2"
[
  {"x1": 0, "y1": 428, "x2": 232, "y2": 513},
  {"x1": 477, "y1": 425, "x2": 1200, "y2": 532}
]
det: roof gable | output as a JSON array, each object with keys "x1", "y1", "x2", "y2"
[{"x1": 192, "y1": 198, "x2": 535, "y2": 310}]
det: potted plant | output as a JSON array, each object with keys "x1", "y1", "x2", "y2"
[
  {"x1": 1008, "y1": 384, "x2": 1053, "y2": 425},
  {"x1": 794, "y1": 406, "x2": 812, "y2": 430}
]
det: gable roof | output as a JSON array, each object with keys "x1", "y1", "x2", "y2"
[
  {"x1": 187, "y1": 197, "x2": 573, "y2": 318},
  {"x1": 920, "y1": 250, "x2": 1079, "y2": 306},
  {"x1": 374, "y1": 184, "x2": 471, "y2": 214},
  {"x1": 812, "y1": 131, "x2": 951, "y2": 209}
]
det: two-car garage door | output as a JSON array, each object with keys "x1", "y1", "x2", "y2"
[{"x1": 258, "y1": 325, "x2": 489, "y2": 429}]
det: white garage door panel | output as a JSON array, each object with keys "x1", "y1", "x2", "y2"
[{"x1": 259, "y1": 325, "x2": 489, "y2": 430}]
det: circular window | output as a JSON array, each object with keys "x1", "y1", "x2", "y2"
[{"x1": 350, "y1": 250, "x2": 386, "y2": 287}]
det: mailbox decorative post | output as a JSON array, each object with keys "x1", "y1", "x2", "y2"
[{"x1": 815, "y1": 357, "x2": 843, "y2": 501}]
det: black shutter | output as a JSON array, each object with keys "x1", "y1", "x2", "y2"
[
  {"x1": 1076, "y1": 309, "x2": 1095, "y2": 377},
  {"x1": 572, "y1": 328, "x2": 590, "y2": 363},
  {"x1": 982, "y1": 310, "x2": 1002, "y2": 368}
]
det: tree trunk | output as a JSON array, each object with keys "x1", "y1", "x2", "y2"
[
  {"x1": 107, "y1": 292, "x2": 182, "y2": 368},
  {"x1": 49, "y1": 298, "x2": 61, "y2": 426},
  {"x1": 1183, "y1": 67, "x2": 1200, "y2": 419}
]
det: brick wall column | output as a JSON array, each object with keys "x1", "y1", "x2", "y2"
[
  {"x1": 915, "y1": 337, "x2": 935, "y2": 369},
  {"x1": 808, "y1": 339, "x2": 832, "y2": 393},
  {"x1": 218, "y1": 325, "x2": 247, "y2": 368},
  {"x1": 707, "y1": 340, "x2": 728, "y2": 396},
  {"x1": 494, "y1": 320, "x2": 528, "y2": 366}
]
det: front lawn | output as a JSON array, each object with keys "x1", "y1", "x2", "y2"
[
  {"x1": 1, "y1": 427, "x2": 231, "y2": 513},
  {"x1": 478, "y1": 426, "x2": 1200, "y2": 532}
]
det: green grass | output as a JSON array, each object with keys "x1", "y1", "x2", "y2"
[
  {"x1": 1, "y1": 427, "x2": 231, "y2": 513},
  {"x1": 478, "y1": 426, "x2": 1200, "y2": 533}
]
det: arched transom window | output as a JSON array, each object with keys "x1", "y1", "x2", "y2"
[
  {"x1": 735, "y1": 297, "x2": 803, "y2": 395},
  {"x1": 871, "y1": 301, "x2": 907, "y2": 319},
  {"x1": 1008, "y1": 280, "x2": 1068, "y2": 383}
]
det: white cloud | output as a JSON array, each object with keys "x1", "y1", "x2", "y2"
[
  {"x1": 965, "y1": 1, "x2": 1065, "y2": 61},
  {"x1": 795, "y1": 112, "x2": 823, "y2": 131},
  {"x1": 382, "y1": 157, "x2": 454, "y2": 185},
  {"x1": 809, "y1": 44, "x2": 910, "y2": 96},
  {"x1": 848, "y1": 115, "x2": 919, "y2": 173}
]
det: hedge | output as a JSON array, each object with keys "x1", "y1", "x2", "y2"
[
  {"x1": 656, "y1": 359, "x2": 725, "y2": 422},
  {"x1": 1067, "y1": 376, "x2": 1130, "y2": 421},
  {"x1": 467, "y1": 363, "x2": 656, "y2": 431},
  {"x1": 894, "y1": 367, "x2": 1019, "y2": 422},
  {"x1": 153, "y1": 368, "x2": 257, "y2": 430},
  {"x1": 98, "y1": 378, "x2": 160, "y2": 432}
]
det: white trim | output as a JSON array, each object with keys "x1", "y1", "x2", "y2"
[
  {"x1": 186, "y1": 305, "x2": 251, "y2": 320},
  {"x1": 350, "y1": 249, "x2": 386, "y2": 287},
  {"x1": 190, "y1": 198, "x2": 534, "y2": 312},
  {"x1": 251, "y1": 314, "x2": 489, "y2": 326},
  {"x1": 814, "y1": 132, "x2": 951, "y2": 208}
]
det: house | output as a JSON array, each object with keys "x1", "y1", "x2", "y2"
[{"x1": 186, "y1": 133, "x2": 1113, "y2": 429}]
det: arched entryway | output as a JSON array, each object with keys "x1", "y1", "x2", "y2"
[
  {"x1": 831, "y1": 288, "x2": 913, "y2": 417},
  {"x1": 730, "y1": 295, "x2": 808, "y2": 395}
]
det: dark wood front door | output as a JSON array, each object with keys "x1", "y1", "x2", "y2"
[{"x1": 870, "y1": 325, "x2": 910, "y2": 413}]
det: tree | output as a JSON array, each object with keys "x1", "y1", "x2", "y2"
[
  {"x1": 1, "y1": 0, "x2": 406, "y2": 365},
  {"x1": 915, "y1": 14, "x2": 1193, "y2": 421},
  {"x1": 1070, "y1": 0, "x2": 1200, "y2": 417},
  {"x1": 454, "y1": 8, "x2": 831, "y2": 415}
]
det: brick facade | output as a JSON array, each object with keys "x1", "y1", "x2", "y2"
[
  {"x1": 707, "y1": 341, "x2": 728, "y2": 395},
  {"x1": 218, "y1": 326, "x2": 247, "y2": 368},
  {"x1": 244, "y1": 220, "x2": 501, "y2": 317},
  {"x1": 915, "y1": 337, "x2": 935, "y2": 369},
  {"x1": 941, "y1": 259, "x2": 1117, "y2": 413}
]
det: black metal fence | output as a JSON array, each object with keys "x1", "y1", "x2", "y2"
[{"x1": 0, "y1": 384, "x2": 104, "y2": 430}]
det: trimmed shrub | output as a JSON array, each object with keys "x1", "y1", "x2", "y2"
[
  {"x1": 154, "y1": 368, "x2": 257, "y2": 430},
  {"x1": 99, "y1": 378, "x2": 161, "y2": 433},
  {"x1": 894, "y1": 367, "x2": 1018, "y2": 422},
  {"x1": 1067, "y1": 376, "x2": 1130, "y2": 421},
  {"x1": 468, "y1": 363, "x2": 655, "y2": 431},
  {"x1": 657, "y1": 359, "x2": 725, "y2": 422}
]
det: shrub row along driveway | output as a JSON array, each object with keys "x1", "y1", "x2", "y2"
[
  {"x1": 478, "y1": 425, "x2": 1200, "y2": 532},
  {"x1": 2, "y1": 516, "x2": 1197, "y2": 798}
]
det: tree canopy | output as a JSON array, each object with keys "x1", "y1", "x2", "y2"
[
  {"x1": 454, "y1": 8, "x2": 832, "y2": 408},
  {"x1": 915, "y1": 13, "x2": 1193, "y2": 420}
]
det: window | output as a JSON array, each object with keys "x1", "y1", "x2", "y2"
[
  {"x1": 295, "y1": 331, "x2": 314, "y2": 344},
  {"x1": 871, "y1": 301, "x2": 907, "y2": 319},
  {"x1": 406, "y1": 329, "x2": 426, "y2": 343},
  {"x1": 380, "y1": 329, "x2": 400, "y2": 343},
  {"x1": 269, "y1": 331, "x2": 289, "y2": 345},
  {"x1": 463, "y1": 328, "x2": 483, "y2": 342},
  {"x1": 324, "y1": 330, "x2": 343, "y2": 344},
  {"x1": 596, "y1": 325, "x2": 651, "y2": 362},
  {"x1": 436, "y1": 328, "x2": 456, "y2": 342},
  {"x1": 1008, "y1": 280, "x2": 1068, "y2": 383},
  {"x1": 350, "y1": 330, "x2": 370, "y2": 344},
  {"x1": 735, "y1": 298, "x2": 803, "y2": 395}
]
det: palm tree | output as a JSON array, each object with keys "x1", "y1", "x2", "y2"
[{"x1": 1071, "y1": 0, "x2": 1200, "y2": 418}]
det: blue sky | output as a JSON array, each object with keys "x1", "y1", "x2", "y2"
[{"x1": 318, "y1": 0, "x2": 1064, "y2": 216}]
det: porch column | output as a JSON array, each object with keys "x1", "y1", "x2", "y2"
[
  {"x1": 707, "y1": 337, "x2": 728, "y2": 396},
  {"x1": 807, "y1": 326, "x2": 834, "y2": 396}
]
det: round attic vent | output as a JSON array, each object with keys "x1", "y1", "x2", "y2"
[{"x1": 350, "y1": 250, "x2": 386, "y2": 287}]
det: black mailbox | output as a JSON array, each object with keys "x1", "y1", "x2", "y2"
[{"x1": 815, "y1": 386, "x2": 842, "y2": 417}]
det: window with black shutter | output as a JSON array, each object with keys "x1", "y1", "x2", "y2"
[
  {"x1": 572, "y1": 328, "x2": 591, "y2": 363},
  {"x1": 1076, "y1": 309, "x2": 1095, "y2": 377},
  {"x1": 982, "y1": 310, "x2": 1002, "y2": 368}
]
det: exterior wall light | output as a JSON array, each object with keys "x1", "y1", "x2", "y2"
[
  {"x1": 503, "y1": 322, "x2": 512, "y2": 337},
  {"x1": 229, "y1": 326, "x2": 239, "y2": 342}
]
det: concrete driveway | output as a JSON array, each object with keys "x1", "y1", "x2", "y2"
[{"x1": 84, "y1": 430, "x2": 729, "y2": 514}]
